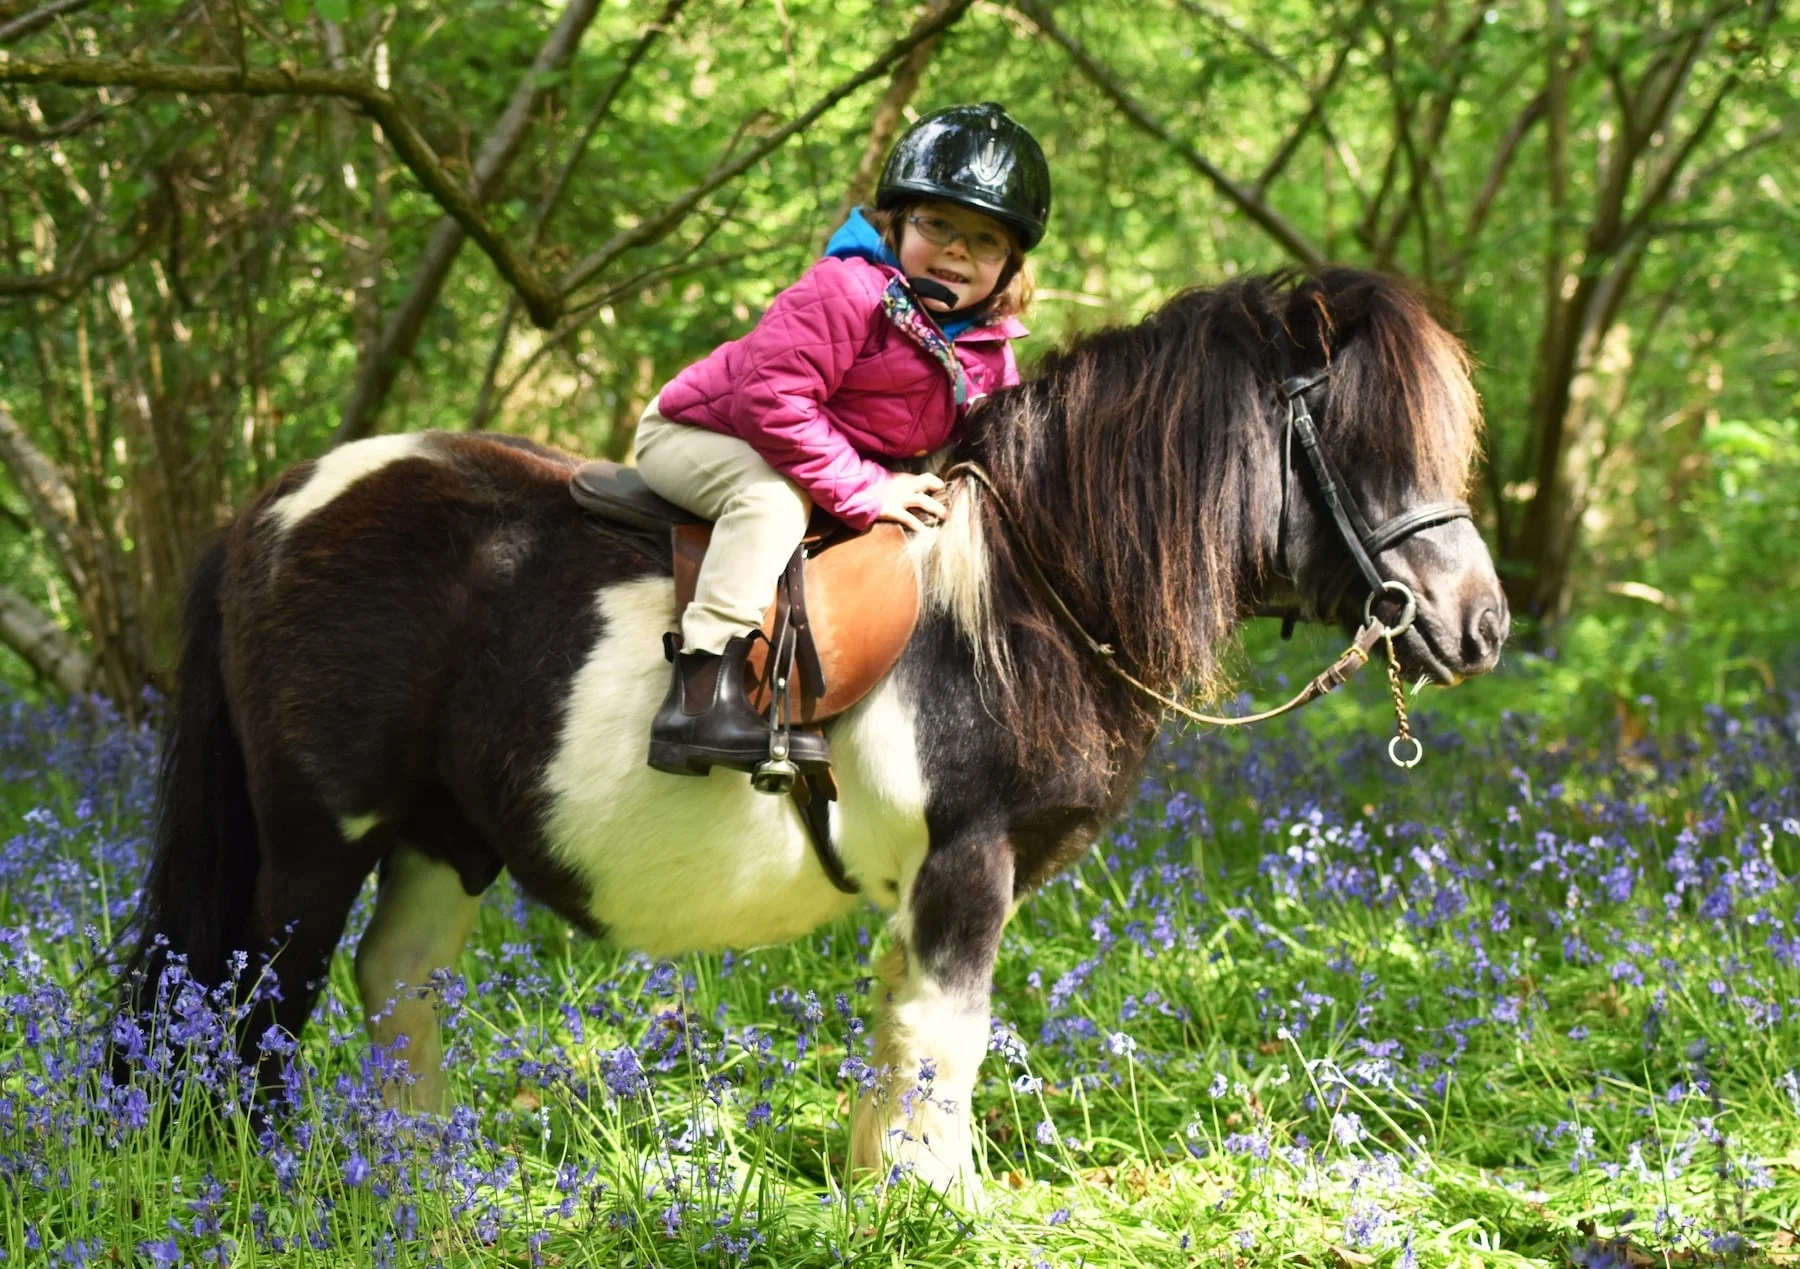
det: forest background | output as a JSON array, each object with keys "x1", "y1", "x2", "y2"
[
  {"x1": 1, "y1": 0, "x2": 1796, "y2": 717},
  {"x1": 4, "y1": 3, "x2": 1800, "y2": 1264}
]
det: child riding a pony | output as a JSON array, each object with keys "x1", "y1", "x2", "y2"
[{"x1": 634, "y1": 102, "x2": 1051, "y2": 781}]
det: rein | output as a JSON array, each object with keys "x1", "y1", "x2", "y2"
[{"x1": 945, "y1": 373, "x2": 1465, "y2": 768}]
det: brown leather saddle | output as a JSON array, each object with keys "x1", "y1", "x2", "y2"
[{"x1": 569, "y1": 460, "x2": 922, "y2": 893}]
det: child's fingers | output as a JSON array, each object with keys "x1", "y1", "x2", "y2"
[
  {"x1": 910, "y1": 493, "x2": 948, "y2": 522},
  {"x1": 890, "y1": 509, "x2": 926, "y2": 533}
]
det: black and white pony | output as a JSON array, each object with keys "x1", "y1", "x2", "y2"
[{"x1": 126, "y1": 268, "x2": 1507, "y2": 1200}]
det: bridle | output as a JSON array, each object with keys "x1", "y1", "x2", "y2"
[
  {"x1": 1267, "y1": 370, "x2": 1473, "y2": 641},
  {"x1": 947, "y1": 368, "x2": 1474, "y2": 768}
]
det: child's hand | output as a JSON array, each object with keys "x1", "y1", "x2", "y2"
[{"x1": 878, "y1": 471, "x2": 949, "y2": 533}]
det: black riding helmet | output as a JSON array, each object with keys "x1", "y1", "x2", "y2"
[{"x1": 877, "y1": 103, "x2": 1051, "y2": 251}]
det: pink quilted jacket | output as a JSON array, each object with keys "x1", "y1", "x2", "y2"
[{"x1": 656, "y1": 255, "x2": 1027, "y2": 531}]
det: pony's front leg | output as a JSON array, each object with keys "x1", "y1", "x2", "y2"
[
  {"x1": 852, "y1": 828, "x2": 1012, "y2": 1206},
  {"x1": 354, "y1": 845, "x2": 483, "y2": 1113}
]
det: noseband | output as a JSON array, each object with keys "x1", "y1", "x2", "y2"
[{"x1": 1272, "y1": 369, "x2": 1473, "y2": 637}]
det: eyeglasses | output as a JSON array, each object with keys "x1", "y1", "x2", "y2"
[{"x1": 906, "y1": 213, "x2": 1013, "y2": 264}]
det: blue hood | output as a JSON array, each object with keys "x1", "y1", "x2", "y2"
[
  {"x1": 824, "y1": 208, "x2": 980, "y2": 339},
  {"x1": 824, "y1": 207, "x2": 900, "y2": 267}
]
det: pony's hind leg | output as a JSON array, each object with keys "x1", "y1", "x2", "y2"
[
  {"x1": 354, "y1": 845, "x2": 483, "y2": 1113},
  {"x1": 851, "y1": 828, "x2": 1013, "y2": 1207},
  {"x1": 241, "y1": 797, "x2": 380, "y2": 1080}
]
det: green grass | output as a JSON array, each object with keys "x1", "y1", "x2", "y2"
[{"x1": 2, "y1": 670, "x2": 1798, "y2": 1266}]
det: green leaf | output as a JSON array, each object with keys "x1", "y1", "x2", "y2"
[{"x1": 314, "y1": 0, "x2": 350, "y2": 23}]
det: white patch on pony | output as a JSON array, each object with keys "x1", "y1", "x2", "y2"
[
  {"x1": 353, "y1": 845, "x2": 482, "y2": 1114},
  {"x1": 852, "y1": 943, "x2": 991, "y2": 1205},
  {"x1": 829, "y1": 671, "x2": 931, "y2": 907},
  {"x1": 339, "y1": 812, "x2": 382, "y2": 842},
  {"x1": 540, "y1": 577, "x2": 933, "y2": 956},
  {"x1": 266, "y1": 433, "x2": 434, "y2": 536}
]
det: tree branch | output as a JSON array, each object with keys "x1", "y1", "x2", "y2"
[
  {"x1": 0, "y1": 237, "x2": 145, "y2": 300},
  {"x1": 1445, "y1": 87, "x2": 1547, "y2": 273},
  {"x1": 0, "y1": 53, "x2": 564, "y2": 327},
  {"x1": 332, "y1": 0, "x2": 604, "y2": 446},
  {"x1": 1253, "y1": 36, "x2": 1355, "y2": 200},
  {"x1": 0, "y1": 98, "x2": 114, "y2": 139},
  {"x1": 1368, "y1": 25, "x2": 1423, "y2": 270},
  {"x1": 1371, "y1": 7, "x2": 1487, "y2": 269},
  {"x1": 1584, "y1": 20, "x2": 1713, "y2": 257},
  {"x1": 534, "y1": 0, "x2": 686, "y2": 252},
  {"x1": 1673, "y1": 121, "x2": 1789, "y2": 199},
  {"x1": 0, "y1": 400, "x2": 87, "y2": 595},
  {"x1": 1173, "y1": 0, "x2": 1305, "y2": 86},
  {"x1": 1017, "y1": 0, "x2": 1325, "y2": 270},
  {"x1": 0, "y1": 584, "x2": 91, "y2": 694},
  {"x1": 0, "y1": 187, "x2": 168, "y2": 301},
  {"x1": 1614, "y1": 33, "x2": 1768, "y2": 251},
  {"x1": 480, "y1": 233, "x2": 798, "y2": 432},
  {"x1": 1182, "y1": 0, "x2": 1371, "y2": 209},
  {"x1": 0, "y1": 0, "x2": 98, "y2": 46},
  {"x1": 557, "y1": 0, "x2": 978, "y2": 297},
  {"x1": 822, "y1": 0, "x2": 956, "y2": 245},
  {"x1": 468, "y1": 0, "x2": 687, "y2": 432}
]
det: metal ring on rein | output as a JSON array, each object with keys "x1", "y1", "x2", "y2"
[
  {"x1": 1388, "y1": 734, "x2": 1424, "y2": 769},
  {"x1": 1364, "y1": 579, "x2": 1417, "y2": 637}
]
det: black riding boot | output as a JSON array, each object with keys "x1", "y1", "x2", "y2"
[{"x1": 647, "y1": 633, "x2": 829, "y2": 779}]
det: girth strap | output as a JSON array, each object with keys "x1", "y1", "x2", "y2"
[
  {"x1": 793, "y1": 771, "x2": 856, "y2": 894},
  {"x1": 759, "y1": 550, "x2": 854, "y2": 895}
]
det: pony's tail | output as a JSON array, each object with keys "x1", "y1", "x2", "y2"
[{"x1": 120, "y1": 539, "x2": 260, "y2": 1022}]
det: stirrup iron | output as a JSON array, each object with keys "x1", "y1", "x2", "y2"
[{"x1": 751, "y1": 633, "x2": 800, "y2": 796}]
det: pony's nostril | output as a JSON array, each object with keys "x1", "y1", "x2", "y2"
[{"x1": 1465, "y1": 605, "x2": 1504, "y2": 663}]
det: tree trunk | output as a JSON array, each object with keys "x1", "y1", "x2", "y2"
[{"x1": 0, "y1": 584, "x2": 93, "y2": 693}]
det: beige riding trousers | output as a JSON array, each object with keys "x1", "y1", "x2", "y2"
[{"x1": 632, "y1": 395, "x2": 812, "y2": 656}]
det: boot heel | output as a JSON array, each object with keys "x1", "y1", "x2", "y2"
[{"x1": 648, "y1": 742, "x2": 712, "y2": 777}]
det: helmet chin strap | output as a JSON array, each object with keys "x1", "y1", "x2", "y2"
[
  {"x1": 906, "y1": 275, "x2": 959, "y2": 307},
  {"x1": 904, "y1": 268, "x2": 1009, "y2": 327}
]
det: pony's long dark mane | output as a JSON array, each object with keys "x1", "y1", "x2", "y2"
[{"x1": 939, "y1": 268, "x2": 1480, "y2": 770}]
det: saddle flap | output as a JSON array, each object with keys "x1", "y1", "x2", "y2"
[
  {"x1": 672, "y1": 523, "x2": 920, "y2": 724},
  {"x1": 570, "y1": 460, "x2": 703, "y2": 532}
]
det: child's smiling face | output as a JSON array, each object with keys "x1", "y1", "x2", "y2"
[{"x1": 895, "y1": 201, "x2": 1014, "y2": 313}]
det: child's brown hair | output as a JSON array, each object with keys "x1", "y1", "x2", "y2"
[{"x1": 865, "y1": 203, "x2": 1036, "y2": 321}]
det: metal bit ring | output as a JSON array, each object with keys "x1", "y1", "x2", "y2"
[
  {"x1": 1364, "y1": 580, "x2": 1417, "y2": 637},
  {"x1": 1388, "y1": 734, "x2": 1423, "y2": 769}
]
